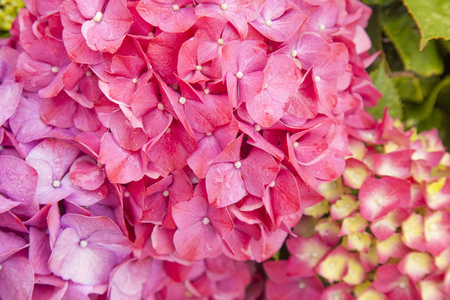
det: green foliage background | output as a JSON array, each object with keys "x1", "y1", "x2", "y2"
[{"x1": 1, "y1": 0, "x2": 449, "y2": 146}]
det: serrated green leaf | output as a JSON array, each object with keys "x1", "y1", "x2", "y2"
[
  {"x1": 381, "y1": 6, "x2": 444, "y2": 77},
  {"x1": 402, "y1": 0, "x2": 450, "y2": 50},
  {"x1": 367, "y1": 64, "x2": 402, "y2": 119},
  {"x1": 392, "y1": 76, "x2": 423, "y2": 103},
  {"x1": 404, "y1": 76, "x2": 450, "y2": 124}
]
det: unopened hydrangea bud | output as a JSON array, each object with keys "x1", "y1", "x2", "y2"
[{"x1": 92, "y1": 11, "x2": 103, "y2": 23}]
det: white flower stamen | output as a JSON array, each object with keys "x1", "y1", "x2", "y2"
[
  {"x1": 51, "y1": 66, "x2": 60, "y2": 73},
  {"x1": 85, "y1": 71, "x2": 92, "y2": 77},
  {"x1": 172, "y1": 4, "x2": 180, "y2": 11},
  {"x1": 293, "y1": 141, "x2": 299, "y2": 148},
  {"x1": 234, "y1": 161, "x2": 242, "y2": 168},
  {"x1": 298, "y1": 281, "x2": 306, "y2": 289},
  {"x1": 217, "y1": 38, "x2": 224, "y2": 45},
  {"x1": 179, "y1": 97, "x2": 187, "y2": 104},
  {"x1": 290, "y1": 49, "x2": 298, "y2": 58},
  {"x1": 254, "y1": 124, "x2": 261, "y2": 131},
  {"x1": 236, "y1": 71, "x2": 243, "y2": 79},
  {"x1": 166, "y1": 128, "x2": 171, "y2": 134},
  {"x1": 92, "y1": 11, "x2": 103, "y2": 23},
  {"x1": 204, "y1": 88, "x2": 210, "y2": 94},
  {"x1": 195, "y1": 65, "x2": 202, "y2": 71},
  {"x1": 124, "y1": 191, "x2": 130, "y2": 198},
  {"x1": 220, "y1": 3, "x2": 228, "y2": 10},
  {"x1": 157, "y1": 103, "x2": 164, "y2": 110},
  {"x1": 162, "y1": 190, "x2": 169, "y2": 197},
  {"x1": 206, "y1": 132, "x2": 212, "y2": 136},
  {"x1": 202, "y1": 217, "x2": 210, "y2": 225},
  {"x1": 318, "y1": 24, "x2": 326, "y2": 31},
  {"x1": 265, "y1": 19, "x2": 273, "y2": 27},
  {"x1": 52, "y1": 180, "x2": 61, "y2": 188},
  {"x1": 269, "y1": 181, "x2": 275, "y2": 188},
  {"x1": 79, "y1": 240, "x2": 88, "y2": 248},
  {"x1": 132, "y1": 78, "x2": 138, "y2": 84},
  {"x1": 314, "y1": 75, "x2": 321, "y2": 82}
]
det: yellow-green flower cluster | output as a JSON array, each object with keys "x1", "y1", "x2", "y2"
[{"x1": 0, "y1": 0, "x2": 24, "y2": 32}]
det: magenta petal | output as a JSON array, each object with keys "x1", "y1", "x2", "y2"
[
  {"x1": 0, "y1": 256, "x2": 34, "y2": 300},
  {"x1": 206, "y1": 163, "x2": 247, "y2": 207},
  {"x1": 0, "y1": 81, "x2": 22, "y2": 126}
]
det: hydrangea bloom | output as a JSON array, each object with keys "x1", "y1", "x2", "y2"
[{"x1": 2, "y1": 0, "x2": 447, "y2": 299}]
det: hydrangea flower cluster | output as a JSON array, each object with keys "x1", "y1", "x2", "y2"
[
  {"x1": 264, "y1": 110, "x2": 450, "y2": 299},
  {"x1": 0, "y1": 0, "x2": 404, "y2": 298}
]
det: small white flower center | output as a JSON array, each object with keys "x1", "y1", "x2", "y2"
[
  {"x1": 157, "y1": 103, "x2": 164, "y2": 110},
  {"x1": 162, "y1": 190, "x2": 169, "y2": 197},
  {"x1": 293, "y1": 141, "x2": 299, "y2": 148},
  {"x1": 204, "y1": 88, "x2": 210, "y2": 94},
  {"x1": 311, "y1": 252, "x2": 318, "y2": 258},
  {"x1": 298, "y1": 281, "x2": 306, "y2": 289},
  {"x1": 333, "y1": 295, "x2": 340, "y2": 300},
  {"x1": 52, "y1": 180, "x2": 61, "y2": 188},
  {"x1": 265, "y1": 19, "x2": 272, "y2": 27},
  {"x1": 132, "y1": 78, "x2": 138, "y2": 84},
  {"x1": 202, "y1": 217, "x2": 210, "y2": 225},
  {"x1": 195, "y1": 65, "x2": 202, "y2": 71},
  {"x1": 398, "y1": 282, "x2": 406, "y2": 289},
  {"x1": 172, "y1": 4, "x2": 180, "y2": 11},
  {"x1": 206, "y1": 132, "x2": 212, "y2": 136},
  {"x1": 124, "y1": 191, "x2": 130, "y2": 198},
  {"x1": 263, "y1": 83, "x2": 268, "y2": 89},
  {"x1": 166, "y1": 128, "x2": 171, "y2": 133},
  {"x1": 234, "y1": 161, "x2": 242, "y2": 168},
  {"x1": 254, "y1": 124, "x2": 261, "y2": 131},
  {"x1": 319, "y1": 24, "x2": 326, "y2": 31},
  {"x1": 314, "y1": 75, "x2": 321, "y2": 82},
  {"x1": 179, "y1": 97, "x2": 187, "y2": 104},
  {"x1": 290, "y1": 49, "x2": 297, "y2": 58},
  {"x1": 79, "y1": 240, "x2": 88, "y2": 248},
  {"x1": 269, "y1": 181, "x2": 275, "y2": 188},
  {"x1": 236, "y1": 71, "x2": 243, "y2": 79},
  {"x1": 51, "y1": 66, "x2": 60, "y2": 73},
  {"x1": 217, "y1": 38, "x2": 224, "y2": 46},
  {"x1": 92, "y1": 11, "x2": 103, "y2": 23},
  {"x1": 375, "y1": 198, "x2": 383, "y2": 206},
  {"x1": 85, "y1": 71, "x2": 92, "y2": 77},
  {"x1": 220, "y1": 3, "x2": 228, "y2": 10}
]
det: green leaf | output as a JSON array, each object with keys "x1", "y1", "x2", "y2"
[
  {"x1": 367, "y1": 64, "x2": 402, "y2": 119},
  {"x1": 392, "y1": 75, "x2": 423, "y2": 103},
  {"x1": 381, "y1": 5, "x2": 444, "y2": 77},
  {"x1": 404, "y1": 76, "x2": 450, "y2": 124},
  {"x1": 402, "y1": 0, "x2": 450, "y2": 50}
]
